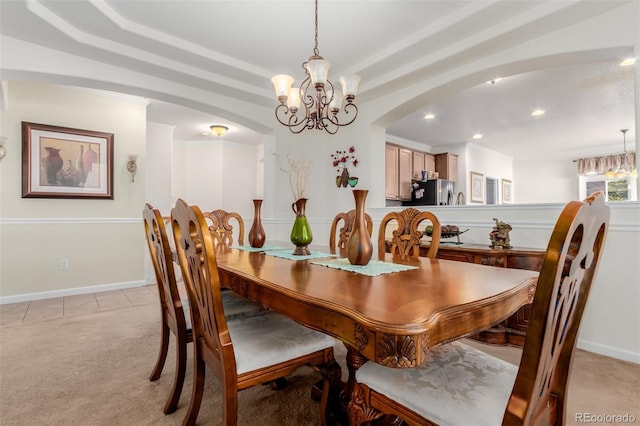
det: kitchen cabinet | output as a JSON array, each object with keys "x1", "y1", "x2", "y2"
[
  {"x1": 435, "y1": 152, "x2": 458, "y2": 181},
  {"x1": 412, "y1": 151, "x2": 425, "y2": 180},
  {"x1": 425, "y1": 153, "x2": 435, "y2": 174},
  {"x1": 412, "y1": 152, "x2": 436, "y2": 180},
  {"x1": 385, "y1": 144, "x2": 412, "y2": 200}
]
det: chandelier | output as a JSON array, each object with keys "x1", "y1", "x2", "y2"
[
  {"x1": 606, "y1": 129, "x2": 638, "y2": 178},
  {"x1": 270, "y1": 0, "x2": 360, "y2": 134}
]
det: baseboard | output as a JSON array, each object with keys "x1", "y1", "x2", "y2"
[
  {"x1": 577, "y1": 339, "x2": 640, "y2": 364},
  {"x1": 0, "y1": 280, "x2": 148, "y2": 305}
]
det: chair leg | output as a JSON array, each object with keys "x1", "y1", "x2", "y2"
[
  {"x1": 163, "y1": 331, "x2": 188, "y2": 414},
  {"x1": 182, "y1": 345, "x2": 206, "y2": 426},
  {"x1": 222, "y1": 377, "x2": 239, "y2": 426},
  {"x1": 149, "y1": 323, "x2": 170, "y2": 381}
]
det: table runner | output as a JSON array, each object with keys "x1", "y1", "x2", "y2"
[
  {"x1": 262, "y1": 249, "x2": 336, "y2": 261},
  {"x1": 311, "y1": 258, "x2": 418, "y2": 277}
]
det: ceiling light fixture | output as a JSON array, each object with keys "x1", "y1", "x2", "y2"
[
  {"x1": 531, "y1": 109, "x2": 545, "y2": 116},
  {"x1": 487, "y1": 78, "x2": 502, "y2": 85},
  {"x1": 424, "y1": 114, "x2": 435, "y2": 120},
  {"x1": 210, "y1": 125, "x2": 229, "y2": 137},
  {"x1": 620, "y1": 58, "x2": 636, "y2": 67},
  {"x1": 270, "y1": 0, "x2": 360, "y2": 134},
  {"x1": 606, "y1": 129, "x2": 637, "y2": 178},
  {"x1": 472, "y1": 134, "x2": 483, "y2": 139}
]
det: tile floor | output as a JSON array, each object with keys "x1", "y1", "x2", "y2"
[{"x1": 0, "y1": 284, "x2": 160, "y2": 327}]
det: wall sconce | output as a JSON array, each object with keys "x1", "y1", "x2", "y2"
[
  {"x1": 210, "y1": 125, "x2": 229, "y2": 137},
  {"x1": 0, "y1": 136, "x2": 7, "y2": 161},
  {"x1": 127, "y1": 154, "x2": 138, "y2": 182}
]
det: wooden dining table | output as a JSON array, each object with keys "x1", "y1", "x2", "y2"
[{"x1": 213, "y1": 242, "x2": 538, "y2": 420}]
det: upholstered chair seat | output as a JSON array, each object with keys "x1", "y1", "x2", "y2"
[
  {"x1": 355, "y1": 340, "x2": 517, "y2": 426},
  {"x1": 227, "y1": 312, "x2": 336, "y2": 375}
]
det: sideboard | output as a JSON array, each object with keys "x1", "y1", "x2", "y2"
[{"x1": 423, "y1": 243, "x2": 545, "y2": 347}]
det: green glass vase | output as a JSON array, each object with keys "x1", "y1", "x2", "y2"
[{"x1": 290, "y1": 198, "x2": 313, "y2": 255}]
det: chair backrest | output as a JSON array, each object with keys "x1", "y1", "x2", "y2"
[
  {"x1": 504, "y1": 192, "x2": 609, "y2": 424},
  {"x1": 143, "y1": 203, "x2": 189, "y2": 333},
  {"x1": 377, "y1": 208, "x2": 441, "y2": 259},
  {"x1": 203, "y1": 209, "x2": 244, "y2": 247},
  {"x1": 329, "y1": 209, "x2": 373, "y2": 254},
  {"x1": 171, "y1": 199, "x2": 237, "y2": 380}
]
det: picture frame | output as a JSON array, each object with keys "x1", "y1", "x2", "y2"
[
  {"x1": 502, "y1": 179, "x2": 513, "y2": 204},
  {"x1": 470, "y1": 171, "x2": 484, "y2": 203},
  {"x1": 22, "y1": 122, "x2": 114, "y2": 199}
]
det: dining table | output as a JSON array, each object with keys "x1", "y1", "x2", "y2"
[{"x1": 212, "y1": 241, "x2": 539, "y2": 423}]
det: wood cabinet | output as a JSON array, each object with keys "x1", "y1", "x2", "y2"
[
  {"x1": 412, "y1": 151, "x2": 425, "y2": 180},
  {"x1": 385, "y1": 145, "x2": 413, "y2": 200},
  {"x1": 425, "y1": 153, "x2": 435, "y2": 174},
  {"x1": 422, "y1": 243, "x2": 544, "y2": 347},
  {"x1": 435, "y1": 153, "x2": 458, "y2": 181},
  {"x1": 385, "y1": 145, "x2": 399, "y2": 199}
]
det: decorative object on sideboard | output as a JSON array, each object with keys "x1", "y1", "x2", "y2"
[
  {"x1": 489, "y1": 218, "x2": 513, "y2": 249},
  {"x1": 426, "y1": 224, "x2": 468, "y2": 245},
  {"x1": 290, "y1": 198, "x2": 313, "y2": 255},
  {"x1": 248, "y1": 199, "x2": 266, "y2": 248},
  {"x1": 332, "y1": 146, "x2": 358, "y2": 187},
  {"x1": 270, "y1": 0, "x2": 360, "y2": 134},
  {"x1": 127, "y1": 155, "x2": 138, "y2": 183},
  {"x1": 209, "y1": 125, "x2": 229, "y2": 137},
  {"x1": 346, "y1": 189, "x2": 373, "y2": 266}
]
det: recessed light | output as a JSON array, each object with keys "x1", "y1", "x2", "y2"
[
  {"x1": 620, "y1": 58, "x2": 636, "y2": 66},
  {"x1": 472, "y1": 134, "x2": 483, "y2": 139},
  {"x1": 424, "y1": 113, "x2": 435, "y2": 120},
  {"x1": 531, "y1": 109, "x2": 545, "y2": 116}
]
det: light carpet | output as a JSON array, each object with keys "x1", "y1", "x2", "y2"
[{"x1": 1, "y1": 302, "x2": 638, "y2": 425}]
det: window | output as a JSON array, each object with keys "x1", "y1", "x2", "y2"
[{"x1": 579, "y1": 175, "x2": 637, "y2": 202}]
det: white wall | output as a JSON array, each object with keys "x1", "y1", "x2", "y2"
[
  {"x1": 0, "y1": 82, "x2": 147, "y2": 297},
  {"x1": 514, "y1": 157, "x2": 578, "y2": 203}
]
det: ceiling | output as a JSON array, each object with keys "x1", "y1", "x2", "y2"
[{"x1": 0, "y1": 0, "x2": 636, "y2": 159}]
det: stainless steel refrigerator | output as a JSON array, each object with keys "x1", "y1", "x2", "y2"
[{"x1": 407, "y1": 179, "x2": 455, "y2": 205}]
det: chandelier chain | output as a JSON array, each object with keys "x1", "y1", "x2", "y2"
[
  {"x1": 270, "y1": 0, "x2": 360, "y2": 134},
  {"x1": 313, "y1": 0, "x2": 319, "y2": 56}
]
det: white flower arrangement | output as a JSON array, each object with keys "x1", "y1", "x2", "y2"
[{"x1": 273, "y1": 151, "x2": 312, "y2": 201}]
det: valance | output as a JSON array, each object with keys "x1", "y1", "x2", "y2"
[{"x1": 576, "y1": 152, "x2": 636, "y2": 175}]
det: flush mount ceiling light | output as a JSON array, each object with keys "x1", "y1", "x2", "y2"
[
  {"x1": 606, "y1": 129, "x2": 638, "y2": 178},
  {"x1": 531, "y1": 109, "x2": 546, "y2": 116},
  {"x1": 270, "y1": 0, "x2": 360, "y2": 134},
  {"x1": 472, "y1": 134, "x2": 483, "y2": 139},
  {"x1": 210, "y1": 125, "x2": 229, "y2": 137},
  {"x1": 620, "y1": 58, "x2": 636, "y2": 66},
  {"x1": 424, "y1": 114, "x2": 435, "y2": 120}
]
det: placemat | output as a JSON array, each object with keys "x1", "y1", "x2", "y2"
[
  {"x1": 311, "y1": 258, "x2": 418, "y2": 276},
  {"x1": 263, "y1": 249, "x2": 336, "y2": 261},
  {"x1": 232, "y1": 245, "x2": 287, "y2": 252}
]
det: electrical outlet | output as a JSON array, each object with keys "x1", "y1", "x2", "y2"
[{"x1": 60, "y1": 259, "x2": 69, "y2": 270}]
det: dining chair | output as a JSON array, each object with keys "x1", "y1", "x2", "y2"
[
  {"x1": 329, "y1": 209, "x2": 373, "y2": 254},
  {"x1": 143, "y1": 203, "x2": 265, "y2": 415},
  {"x1": 171, "y1": 199, "x2": 337, "y2": 426},
  {"x1": 348, "y1": 192, "x2": 610, "y2": 426},
  {"x1": 203, "y1": 209, "x2": 244, "y2": 247},
  {"x1": 377, "y1": 207, "x2": 441, "y2": 259}
]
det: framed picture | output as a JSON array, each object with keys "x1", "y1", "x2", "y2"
[
  {"x1": 22, "y1": 122, "x2": 114, "y2": 199},
  {"x1": 470, "y1": 171, "x2": 484, "y2": 203},
  {"x1": 502, "y1": 179, "x2": 513, "y2": 204}
]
